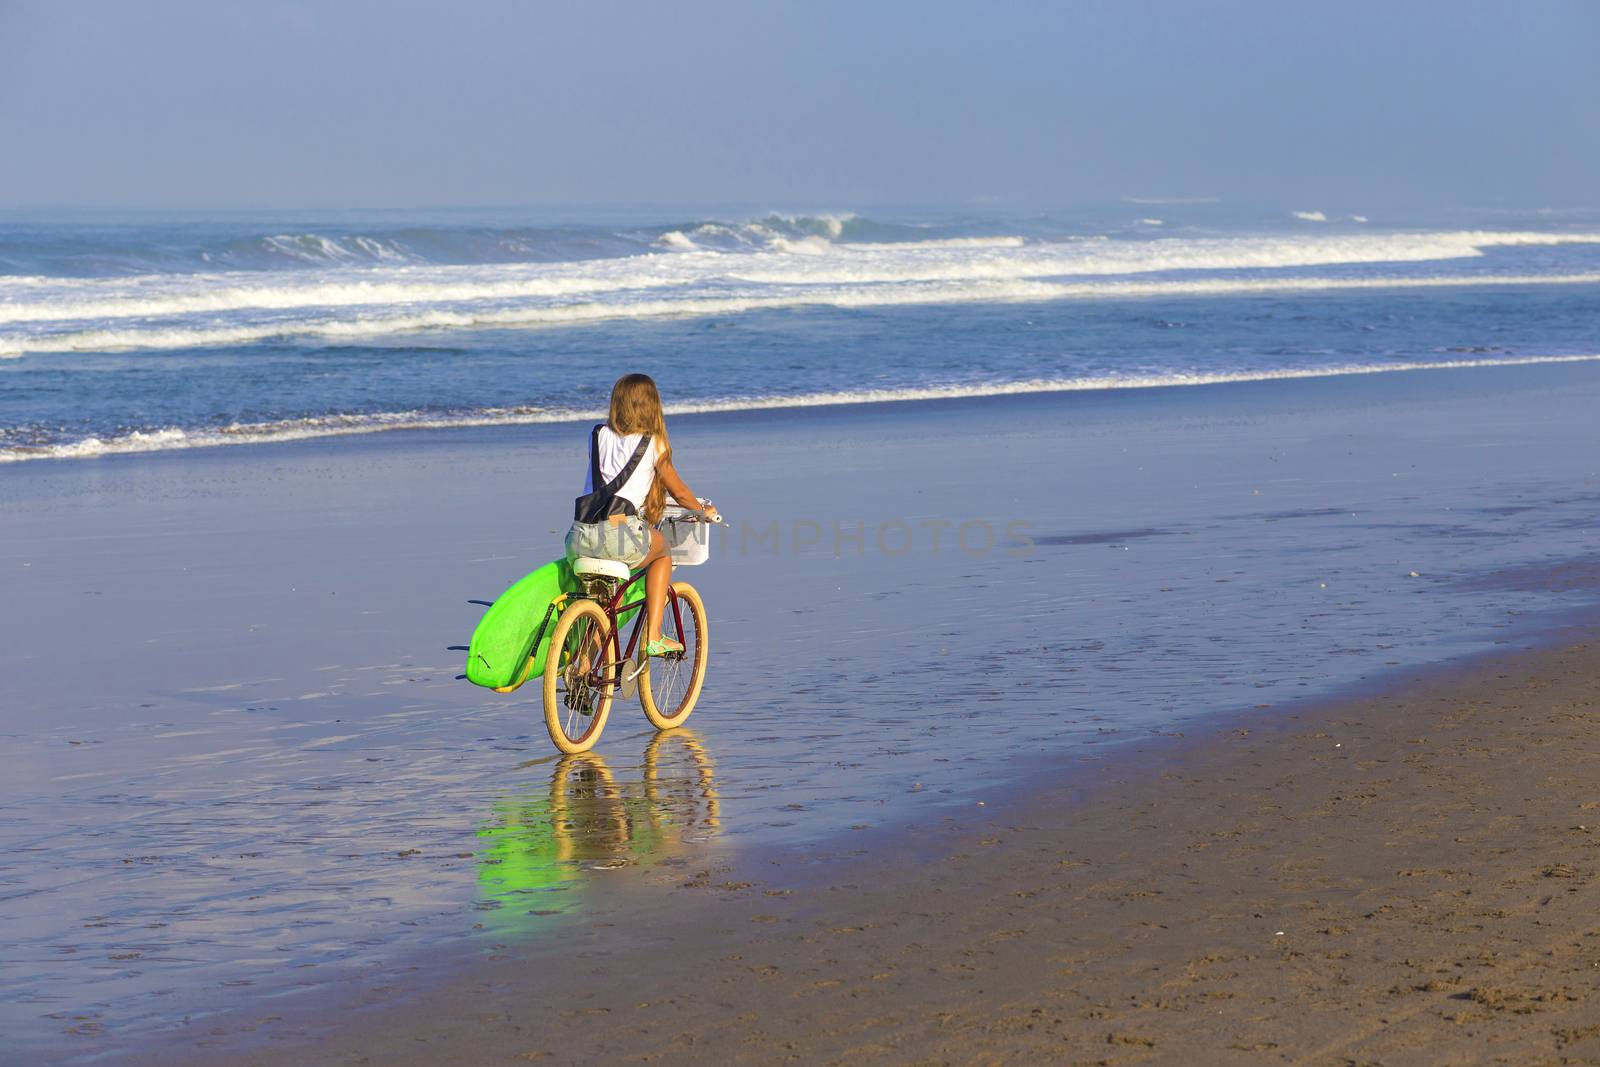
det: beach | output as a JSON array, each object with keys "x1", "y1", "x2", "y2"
[
  {"x1": 4, "y1": 359, "x2": 1599, "y2": 1063},
  {"x1": 163, "y1": 636, "x2": 1600, "y2": 1067}
]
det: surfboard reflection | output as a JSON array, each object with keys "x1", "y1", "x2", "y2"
[{"x1": 474, "y1": 729, "x2": 721, "y2": 933}]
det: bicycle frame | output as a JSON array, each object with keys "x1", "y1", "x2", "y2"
[{"x1": 581, "y1": 568, "x2": 686, "y2": 691}]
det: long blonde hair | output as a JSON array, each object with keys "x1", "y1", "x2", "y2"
[{"x1": 608, "y1": 373, "x2": 671, "y2": 523}]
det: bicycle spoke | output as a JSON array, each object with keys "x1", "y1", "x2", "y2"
[{"x1": 658, "y1": 656, "x2": 684, "y2": 709}]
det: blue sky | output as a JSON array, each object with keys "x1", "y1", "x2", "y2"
[{"x1": 1, "y1": 0, "x2": 1595, "y2": 209}]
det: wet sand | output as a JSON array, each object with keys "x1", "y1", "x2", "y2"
[{"x1": 164, "y1": 632, "x2": 1600, "y2": 1066}]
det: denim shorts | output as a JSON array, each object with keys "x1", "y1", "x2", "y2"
[{"x1": 565, "y1": 517, "x2": 651, "y2": 567}]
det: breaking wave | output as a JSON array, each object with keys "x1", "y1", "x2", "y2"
[
  {"x1": 4, "y1": 230, "x2": 1599, "y2": 350},
  {"x1": 0, "y1": 212, "x2": 897, "y2": 277},
  {"x1": 4, "y1": 269, "x2": 1597, "y2": 358}
]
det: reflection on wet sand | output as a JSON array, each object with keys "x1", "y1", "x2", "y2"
[{"x1": 474, "y1": 729, "x2": 720, "y2": 934}]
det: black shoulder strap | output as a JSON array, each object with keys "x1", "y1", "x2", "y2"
[
  {"x1": 588, "y1": 424, "x2": 605, "y2": 492},
  {"x1": 601, "y1": 433, "x2": 652, "y2": 493}
]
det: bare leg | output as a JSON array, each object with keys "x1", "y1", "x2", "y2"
[{"x1": 637, "y1": 527, "x2": 674, "y2": 645}]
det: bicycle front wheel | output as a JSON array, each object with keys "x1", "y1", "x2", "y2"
[
  {"x1": 542, "y1": 600, "x2": 617, "y2": 754},
  {"x1": 639, "y1": 581, "x2": 708, "y2": 731}
]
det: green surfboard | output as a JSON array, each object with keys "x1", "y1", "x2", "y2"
[
  {"x1": 465, "y1": 557, "x2": 646, "y2": 691},
  {"x1": 465, "y1": 557, "x2": 581, "y2": 691}
]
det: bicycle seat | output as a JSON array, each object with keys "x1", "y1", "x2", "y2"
[{"x1": 571, "y1": 556, "x2": 630, "y2": 581}]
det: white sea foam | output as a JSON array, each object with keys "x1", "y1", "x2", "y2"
[
  {"x1": 654, "y1": 230, "x2": 698, "y2": 251},
  {"x1": 848, "y1": 236, "x2": 1029, "y2": 250},
  {"x1": 260, "y1": 234, "x2": 416, "y2": 264},
  {"x1": 5, "y1": 230, "x2": 1596, "y2": 337},
  {"x1": 6, "y1": 352, "x2": 1597, "y2": 463},
  {"x1": 765, "y1": 235, "x2": 835, "y2": 255},
  {"x1": 1292, "y1": 210, "x2": 1328, "y2": 222},
  {"x1": 0, "y1": 266, "x2": 695, "y2": 325},
  {"x1": 687, "y1": 222, "x2": 743, "y2": 240},
  {"x1": 4, "y1": 270, "x2": 1594, "y2": 358},
  {"x1": 767, "y1": 212, "x2": 851, "y2": 238}
]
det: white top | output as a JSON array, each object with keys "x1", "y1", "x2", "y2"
[{"x1": 583, "y1": 426, "x2": 660, "y2": 514}]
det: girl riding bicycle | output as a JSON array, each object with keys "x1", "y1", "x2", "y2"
[{"x1": 566, "y1": 373, "x2": 720, "y2": 658}]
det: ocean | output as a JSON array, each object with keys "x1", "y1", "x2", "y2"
[{"x1": 3, "y1": 203, "x2": 1600, "y2": 461}]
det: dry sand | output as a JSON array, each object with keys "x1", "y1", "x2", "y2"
[{"x1": 168, "y1": 634, "x2": 1600, "y2": 1066}]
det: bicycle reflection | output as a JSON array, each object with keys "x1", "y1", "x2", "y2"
[{"x1": 474, "y1": 729, "x2": 721, "y2": 934}]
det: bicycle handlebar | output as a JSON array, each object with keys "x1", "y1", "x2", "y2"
[{"x1": 665, "y1": 500, "x2": 725, "y2": 524}]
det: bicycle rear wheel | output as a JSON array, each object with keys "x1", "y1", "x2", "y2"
[
  {"x1": 639, "y1": 581, "x2": 708, "y2": 731},
  {"x1": 542, "y1": 600, "x2": 617, "y2": 754}
]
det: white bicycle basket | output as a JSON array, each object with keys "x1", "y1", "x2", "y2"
[{"x1": 661, "y1": 503, "x2": 713, "y2": 566}]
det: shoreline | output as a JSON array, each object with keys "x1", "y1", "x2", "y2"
[
  {"x1": 5, "y1": 350, "x2": 1600, "y2": 467},
  {"x1": 151, "y1": 630, "x2": 1600, "y2": 1066}
]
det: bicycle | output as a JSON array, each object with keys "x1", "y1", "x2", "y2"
[{"x1": 540, "y1": 508, "x2": 720, "y2": 754}]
